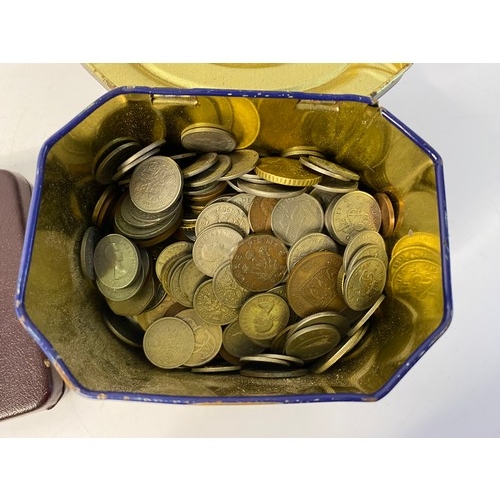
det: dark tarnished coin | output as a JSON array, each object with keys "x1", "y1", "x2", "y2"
[
  {"x1": 231, "y1": 234, "x2": 288, "y2": 292},
  {"x1": 93, "y1": 233, "x2": 141, "y2": 290},
  {"x1": 80, "y1": 226, "x2": 102, "y2": 281},
  {"x1": 284, "y1": 323, "x2": 342, "y2": 361},
  {"x1": 181, "y1": 124, "x2": 237, "y2": 153},
  {"x1": 102, "y1": 308, "x2": 145, "y2": 348},
  {"x1": 222, "y1": 320, "x2": 265, "y2": 359},
  {"x1": 248, "y1": 196, "x2": 279, "y2": 233},
  {"x1": 143, "y1": 317, "x2": 195, "y2": 369},
  {"x1": 373, "y1": 192, "x2": 396, "y2": 238},
  {"x1": 287, "y1": 251, "x2": 346, "y2": 317}
]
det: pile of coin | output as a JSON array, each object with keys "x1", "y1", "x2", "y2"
[{"x1": 80, "y1": 122, "x2": 397, "y2": 377}]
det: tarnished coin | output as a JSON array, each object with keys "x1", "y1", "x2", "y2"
[
  {"x1": 80, "y1": 226, "x2": 102, "y2": 280},
  {"x1": 313, "y1": 176, "x2": 359, "y2": 194},
  {"x1": 287, "y1": 251, "x2": 346, "y2": 317},
  {"x1": 240, "y1": 368, "x2": 309, "y2": 378},
  {"x1": 143, "y1": 317, "x2": 195, "y2": 369},
  {"x1": 178, "y1": 259, "x2": 209, "y2": 307},
  {"x1": 327, "y1": 191, "x2": 381, "y2": 245},
  {"x1": 311, "y1": 322, "x2": 369, "y2": 374},
  {"x1": 102, "y1": 308, "x2": 145, "y2": 348},
  {"x1": 129, "y1": 156, "x2": 183, "y2": 213},
  {"x1": 181, "y1": 152, "x2": 219, "y2": 179},
  {"x1": 219, "y1": 149, "x2": 260, "y2": 180},
  {"x1": 300, "y1": 156, "x2": 360, "y2": 182},
  {"x1": 271, "y1": 193, "x2": 324, "y2": 246},
  {"x1": 231, "y1": 234, "x2": 288, "y2": 292},
  {"x1": 346, "y1": 243, "x2": 388, "y2": 273},
  {"x1": 281, "y1": 145, "x2": 326, "y2": 159},
  {"x1": 239, "y1": 293, "x2": 290, "y2": 341},
  {"x1": 287, "y1": 311, "x2": 350, "y2": 339},
  {"x1": 191, "y1": 365, "x2": 241, "y2": 373},
  {"x1": 184, "y1": 154, "x2": 232, "y2": 188},
  {"x1": 192, "y1": 224, "x2": 243, "y2": 277},
  {"x1": 194, "y1": 202, "x2": 250, "y2": 237},
  {"x1": 284, "y1": 323, "x2": 342, "y2": 361},
  {"x1": 237, "y1": 178, "x2": 307, "y2": 198},
  {"x1": 175, "y1": 309, "x2": 223, "y2": 367},
  {"x1": 248, "y1": 196, "x2": 278, "y2": 233},
  {"x1": 343, "y1": 229, "x2": 386, "y2": 270},
  {"x1": 95, "y1": 140, "x2": 142, "y2": 185},
  {"x1": 287, "y1": 232, "x2": 340, "y2": 272},
  {"x1": 255, "y1": 156, "x2": 323, "y2": 187},
  {"x1": 343, "y1": 257, "x2": 387, "y2": 311},
  {"x1": 373, "y1": 192, "x2": 396, "y2": 238},
  {"x1": 93, "y1": 233, "x2": 141, "y2": 289},
  {"x1": 193, "y1": 280, "x2": 239, "y2": 325},
  {"x1": 239, "y1": 355, "x2": 291, "y2": 368},
  {"x1": 346, "y1": 294, "x2": 385, "y2": 337},
  {"x1": 227, "y1": 193, "x2": 255, "y2": 214},
  {"x1": 222, "y1": 320, "x2": 265, "y2": 359},
  {"x1": 155, "y1": 241, "x2": 194, "y2": 281},
  {"x1": 213, "y1": 262, "x2": 252, "y2": 308},
  {"x1": 92, "y1": 184, "x2": 121, "y2": 228},
  {"x1": 181, "y1": 124, "x2": 237, "y2": 153}
]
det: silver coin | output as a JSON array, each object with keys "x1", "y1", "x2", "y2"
[
  {"x1": 168, "y1": 259, "x2": 192, "y2": 307},
  {"x1": 80, "y1": 226, "x2": 102, "y2": 280},
  {"x1": 226, "y1": 178, "x2": 244, "y2": 193},
  {"x1": 129, "y1": 156, "x2": 183, "y2": 213},
  {"x1": 299, "y1": 155, "x2": 360, "y2": 181},
  {"x1": 95, "y1": 140, "x2": 142, "y2": 184},
  {"x1": 309, "y1": 186, "x2": 338, "y2": 211},
  {"x1": 194, "y1": 202, "x2": 250, "y2": 237},
  {"x1": 178, "y1": 259, "x2": 209, "y2": 307},
  {"x1": 219, "y1": 149, "x2": 260, "y2": 180},
  {"x1": 143, "y1": 317, "x2": 195, "y2": 369},
  {"x1": 239, "y1": 368, "x2": 309, "y2": 378},
  {"x1": 93, "y1": 233, "x2": 141, "y2": 290},
  {"x1": 111, "y1": 146, "x2": 162, "y2": 182},
  {"x1": 191, "y1": 365, "x2": 241, "y2": 373},
  {"x1": 175, "y1": 309, "x2": 223, "y2": 368},
  {"x1": 222, "y1": 320, "x2": 265, "y2": 359},
  {"x1": 287, "y1": 232, "x2": 340, "y2": 271},
  {"x1": 183, "y1": 154, "x2": 232, "y2": 188},
  {"x1": 106, "y1": 272, "x2": 155, "y2": 316},
  {"x1": 155, "y1": 241, "x2": 193, "y2": 281},
  {"x1": 192, "y1": 224, "x2": 243, "y2": 277},
  {"x1": 192, "y1": 280, "x2": 240, "y2": 326},
  {"x1": 115, "y1": 138, "x2": 166, "y2": 172},
  {"x1": 237, "y1": 178, "x2": 307, "y2": 198},
  {"x1": 121, "y1": 191, "x2": 179, "y2": 226},
  {"x1": 346, "y1": 294, "x2": 385, "y2": 337},
  {"x1": 286, "y1": 311, "x2": 350, "y2": 338},
  {"x1": 239, "y1": 355, "x2": 291, "y2": 367},
  {"x1": 313, "y1": 176, "x2": 359, "y2": 194},
  {"x1": 212, "y1": 261, "x2": 252, "y2": 308},
  {"x1": 284, "y1": 323, "x2": 342, "y2": 361},
  {"x1": 96, "y1": 258, "x2": 145, "y2": 302},
  {"x1": 181, "y1": 124, "x2": 237, "y2": 153},
  {"x1": 227, "y1": 193, "x2": 255, "y2": 214},
  {"x1": 346, "y1": 243, "x2": 388, "y2": 273},
  {"x1": 271, "y1": 193, "x2": 324, "y2": 246},
  {"x1": 181, "y1": 152, "x2": 219, "y2": 179},
  {"x1": 257, "y1": 353, "x2": 305, "y2": 367},
  {"x1": 343, "y1": 229, "x2": 386, "y2": 270},
  {"x1": 240, "y1": 172, "x2": 273, "y2": 184}
]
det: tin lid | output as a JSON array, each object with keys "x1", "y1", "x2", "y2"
[{"x1": 84, "y1": 63, "x2": 410, "y2": 100}]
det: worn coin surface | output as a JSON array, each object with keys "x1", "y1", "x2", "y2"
[
  {"x1": 287, "y1": 251, "x2": 345, "y2": 317},
  {"x1": 343, "y1": 257, "x2": 387, "y2": 311},
  {"x1": 192, "y1": 224, "x2": 243, "y2": 277},
  {"x1": 346, "y1": 243, "x2": 388, "y2": 273},
  {"x1": 271, "y1": 193, "x2": 324, "y2": 246},
  {"x1": 80, "y1": 226, "x2": 102, "y2": 281},
  {"x1": 212, "y1": 261, "x2": 252, "y2": 308},
  {"x1": 143, "y1": 317, "x2": 195, "y2": 369},
  {"x1": 102, "y1": 308, "x2": 145, "y2": 348},
  {"x1": 184, "y1": 154, "x2": 232, "y2": 188},
  {"x1": 238, "y1": 293, "x2": 290, "y2": 341},
  {"x1": 181, "y1": 124, "x2": 237, "y2": 153},
  {"x1": 300, "y1": 155, "x2": 360, "y2": 181},
  {"x1": 194, "y1": 202, "x2": 250, "y2": 237},
  {"x1": 287, "y1": 232, "x2": 340, "y2": 272},
  {"x1": 231, "y1": 234, "x2": 288, "y2": 292},
  {"x1": 93, "y1": 233, "x2": 141, "y2": 289},
  {"x1": 284, "y1": 323, "x2": 342, "y2": 361},
  {"x1": 226, "y1": 193, "x2": 255, "y2": 214},
  {"x1": 343, "y1": 229, "x2": 386, "y2": 269},
  {"x1": 155, "y1": 241, "x2": 193, "y2": 281},
  {"x1": 193, "y1": 280, "x2": 240, "y2": 325},
  {"x1": 248, "y1": 196, "x2": 278, "y2": 233},
  {"x1": 255, "y1": 156, "x2": 323, "y2": 186},
  {"x1": 237, "y1": 178, "x2": 307, "y2": 198},
  {"x1": 129, "y1": 156, "x2": 183, "y2": 213},
  {"x1": 181, "y1": 152, "x2": 219, "y2": 178},
  {"x1": 178, "y1": 259, "x2": 209, "y2": 307},
  {"x1": 175, "y1": 309, "x2": 222, "y2": 367},
  {"x1": 222, "y1": 320, "x2": 265, "y2": 358},
  {"x1": 219, "y1": 149, "x2": 260, "y2": 180}
]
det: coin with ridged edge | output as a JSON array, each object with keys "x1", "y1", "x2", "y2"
[
  {"x1": 143, "y1": 317, "x2": 195, "y2": 369},
  {"x1": 181, "y1": 124, "x2": 237, "y2": 153},
  {"x1": 284, "y1": 323, "x2": 342, "y2": 361},
  {"x1": 255, "y1": 156, "x2": 323, "y2": 186}
]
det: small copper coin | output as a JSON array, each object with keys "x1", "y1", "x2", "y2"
[
  {"x1": 287, "y1": 251, "x2": 346, "y2": 317},
  {"x1": 248, "y1": 196, "x2": 279, "y2": 233},
  {"x1": 231, "y1": 234, "x2": 288, "y2": 292},
  {"x1": 373, "y1": 192, "x2": 396, "y2": 238}
]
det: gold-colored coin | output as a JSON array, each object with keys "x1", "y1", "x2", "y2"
[
  {"x1": 391, "y1": 231, "x2": 441, "y2": 258},
  {"x1": 239, "y1": 293, "x2": 290, "y2": 341},
  {"x1": 228, "y1": 98, "x2": 260, "y2": 149},
  {"x1": 255, "y1": 157, "x2": 323, "y2": 187}
]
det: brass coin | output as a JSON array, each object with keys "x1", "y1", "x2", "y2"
[
  {"x1": 155, "y1": 241, "x2": 193, "y2": 281},
  {"x1": 219, "y1": 149, "x2": 260, "y2": 181},
  {"x1": 228, "y1": 98, "x2": 260, "y2": 149},
  {"x1": 237, "y1": 178, "x2": 307, "y2": 198},
  {"x1": 181, "y1": 124, "x2": 237, "y2": 153},
  {"x1": 284, "y1": 323, "x2": 342, "y2": 361},
  {"x1": 193, "y1": 280, "x2": 239, "y2": 325},
  {"x1": 255, "y1": 156, "x2": 323, "y2": 187},
  {"x1": 300, "y1": 155, "x2": 360, "y2": 182},
  {"x1": 271, "y1": 193, "x2": 324, "y2": 246},
  {"x1": 222, "y1": 320, "x2": 265, "y2": 359},
  {"x1": 143, "y1": 317, "x2": 195, "y2": 369},
  {"x1": 92, "y1": 184, "x2": 121, "y2": 228},
  {"x1": 343, "y1": 257, "x2": 387, "y2": 311},
  {"x1": 373, "y1": 192, "x2": 396, "y2": 238},
  {"x1": 287, "y1": 232, "x2": 340, "y2": 272},
  {"x1": 281, "y1": 145, "x2": 326, "y2": 159},
  {"x1": 181, "y1": 152, "x2": 218, "y2": 179},
  {"x1": 310, "y1": 322, "x2": 369, "y2": 374},
  {"x1": 212, "y1": 262, "x2": 252, "y2": 308},
  {"x1": 93, "y1": 233, "x2": 141, "y2": 290},
  {"x1": 239, "y1": 293, "x2": 290, "y2": 341},
  {"x1": 231, "y1": 234, "x2": 288, "y2": 292},
  {"x1": 287, "y1": 251, "x2": 346, "y2": 317},
  {"x1": 248, "y1": 196, "x2": 278, "y2": 233},
  {"x1": 175, "y1": 309, "x2": 222, "y2": 367}
]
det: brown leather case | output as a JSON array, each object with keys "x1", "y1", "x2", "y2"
[{"x1": 0, "y1": 169, "x2": 64, "y2": 421}]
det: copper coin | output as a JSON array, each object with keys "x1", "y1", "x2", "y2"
[
  {"x1": 373, "y1": 192, "x2": 396, "y2": 238},
  {"x1": 248, "y1": 196, "x2": 279, "y2": 233},
  {"x1": 287, "y1": 251, "x2": 346, "y2": 317},
  {"x1": 231, "y1": 234, "x2": 288, "y2": 292}
]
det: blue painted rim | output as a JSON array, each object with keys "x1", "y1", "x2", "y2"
[{"x1": 15, "y1": 86, "x2": 453, "y2": 405}]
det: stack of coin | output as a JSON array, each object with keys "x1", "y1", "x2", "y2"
[{"x1": 79, "y1": 121, "x2": 404, "y2": 377}]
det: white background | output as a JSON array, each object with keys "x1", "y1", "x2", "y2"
[{"x1": 0, "y1": 63, "x2": 499, "y2": 438}]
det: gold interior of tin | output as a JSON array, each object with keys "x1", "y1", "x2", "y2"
[{"x1": 24, "y1": 92, "x2": 444, "y2": 400}]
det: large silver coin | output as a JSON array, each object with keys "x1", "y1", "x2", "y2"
[
  {"x1": 237, "y1": 178, "x2": 306, "y2": 198},
  {"x1": 93, "y1": 233, "x2": 141, "y2": 290},
  {"x1": 143, "y1": 317, "x2": 195, "y2": 369},
  {"x1": 129, "y1": 156, "x2": 183, "y2": 213},
  {"x1": 183, "y1": 154, "x2": 232, "y2": 188},
  {"x1": 181, "y1": 152, "x2": 219, "y2": 179},
  {"x1": 287, "y1": 232, "x2": 340, "y2": 271},
  {"x1": 299, "y1": 155, "x2": 360, "y2": 181},
  {"x1": 212, "y1": 261, "x2": 252, "y2": 308},
  {"x1": 181, "y1": 124, "x2": 237, "y2": 153},
  {"x1": 284, "y1": 323, "x2": 341, "y2": 361},
  {"x1": 194, "y1": 202, "x2": 250, "y2": 237},
  {"x1": 219, "y1": 149, "x2": 260, "y2": 180},
  {"x1": 271, "y1": 193, "x2": 324, "y2": 246}
]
